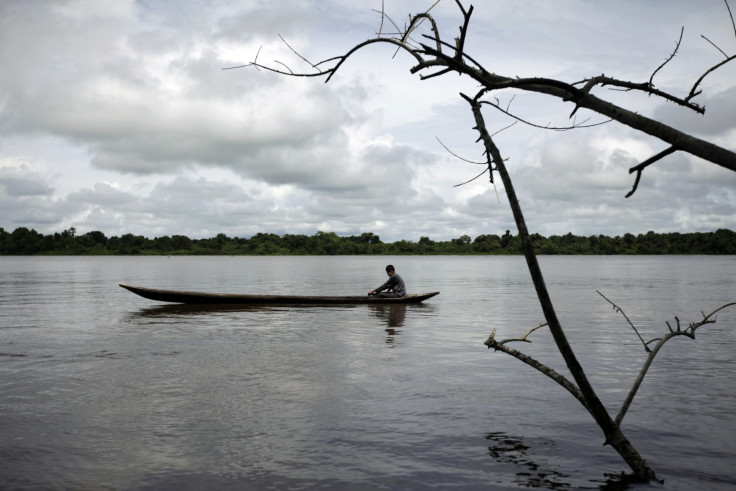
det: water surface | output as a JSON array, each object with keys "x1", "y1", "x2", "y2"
[{"x1": 1, "y1": 256, "x2": 734, "y2": 489}]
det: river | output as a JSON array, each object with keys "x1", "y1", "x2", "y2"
[{"x1": 1, "y1": 255, "x2": 734, "y2": 490}]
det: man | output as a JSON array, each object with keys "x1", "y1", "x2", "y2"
[{"x1": 368, "y1": 265, "x2": 406, "y2": 297}]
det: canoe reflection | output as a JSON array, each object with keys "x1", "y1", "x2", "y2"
[
  {"x1": 130, "y1": 303, "x2": 292, "y2": 317},
  {"x1": 130, "y1": 303, "x2": 430, "y2": 323},
  {"x1": 129, "y1": 303, "x2": 433, "y2": 348}
]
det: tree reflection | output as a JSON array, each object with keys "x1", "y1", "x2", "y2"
[
  {"x1": 485, "y1": 431, "x2": 570, "y2": 489},
  {"x1": 485, "y1": 432, "x2": 639, "y2": 490}
]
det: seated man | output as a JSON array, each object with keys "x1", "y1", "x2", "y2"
[{"x1": 368, "y1": 265, "x2": 406, "y2": 297}]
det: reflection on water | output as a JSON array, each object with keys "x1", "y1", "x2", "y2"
[
  {"x1": 370, "y1": 304, "x2": 407, "y2": 346},
  {"x1": 485, "y1": 432, "x2": 570, "y2": 489},
  {"x1": 130, "y1": 302, "x2": 425, "y2": 346},
  {"x1": 370, "y1": 304, "x2": 407, "y2": 328},
  {"x1": 485, "y1": 432, "x2": 641, "y2": 490},
  {"x1": 133, "y1": 302, "x2": 429, "y2": 321},
  {"x1": 130, "y1": 303, "x2": 302, "y2": 317}
]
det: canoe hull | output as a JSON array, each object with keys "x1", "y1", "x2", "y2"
[{"x1": 119, "y1": 284, "x2": 439, "y2": 305}]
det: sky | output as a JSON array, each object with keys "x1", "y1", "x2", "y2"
[{"x1": 1, "y1": 0, "x2": 735, "y2": 243}]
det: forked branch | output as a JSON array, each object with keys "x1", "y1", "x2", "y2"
[{"x1": 598, "y1": 297, "x2": 736, "y2": 426}]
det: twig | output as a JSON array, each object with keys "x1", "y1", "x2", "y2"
[
  {"x1": 649, "y1": 27, "x2": 684, "y2": 87},
  {"x1": 597, "y1": 291, "x2": 649, "y2": 352},
  {"x1": 480, "y1": 99, "x2": 606, "y2": 131},
  {"x1": 686, "y1": 54, "x2": 736, "y2": 102},
  {"x1": 436, "y1": 137, "x2": 487, "y2": 165},
  {"x1": 453, "y1": 0, "x2": 473, "y2": 60},
  {"x1": 278, "y1": 34, "x2": 318, "y2": 70},
  {"x1": 497, "y1": 323, "x2": 548, "y2": 345},
  {"x1": 626, "y1": 146, "x2": 678, "y2": 198},
  {"x1": 435, "y1": 136, "x2": 497, "y2": 187},
  {"x1": 452, "y1": 168, "x2": 489, "y2": 187},
  {"x1": 701, "y1": 34, "x2": 729, "y2": 58},
  {"x1": 376, "y1": 0, "x2": 385, "y2": 37},
  {"x1": 576, "y1": 75, "x2": 705, "y2": 113},
  {"x1": 616, "y1": 302, "x2": 736, "y2": 426},
  {"x1": 485, "y1": 328, "x2": 587, "y2": 409},
  {"x1": 726, "y1": 0, "x2": 736, "y2": 37}
]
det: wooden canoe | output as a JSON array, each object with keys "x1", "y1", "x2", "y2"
[{"x1": 119, "y1": 284, "x2": 439, "y2": 305}]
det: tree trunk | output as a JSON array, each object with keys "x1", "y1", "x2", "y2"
[{"x1": 465, "y1": 95, "x2": 657, "y2": 481}]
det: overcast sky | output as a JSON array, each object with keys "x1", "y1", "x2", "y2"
[{"x1": 1, "y1": 0, "x2": 735, "y2": 242}]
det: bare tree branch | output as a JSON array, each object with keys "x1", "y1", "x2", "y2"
[
  {"x1": 625, "y1": 146, "x2": 679, "y2": 198},
  {"x1": 496, "y1": 322, "x2": 547, "y2": 345},
  {"x1": 650, "y1": 27, "x2": 685, "y2": 87},
  {"x1": 597, "y1": 291, "x2": 650, "y2": 352},
  {"x1": 436, "y1": 137, "x2": 487, "y2": 165},
  {"x1": 485, "y1": 328, "x2": 587, "y2": 409},
  {"x1": 480, "y1": 98, "x2": 606, "y2": 131},
  {"x1": 615, "y1": 302, "x2": 736, "y2": 426},
  {"x1": 375, "y1": 0, "x2": 386, "y2": 38},
  {"x1": 701, "y1": 34, "x2": 729, "y2": 58},
  {"x1": 452, "y1": 168, "x2": 490, "y2": 187},
  {"x1": 452, "y1": 0, "x2": 473, "y2": 60},
  {"x1": 576, "y1": 75, "x2": 705, "y2": 113},
  {"x1": 686, "y1": 53, "x2": 736, "y2": 102}
]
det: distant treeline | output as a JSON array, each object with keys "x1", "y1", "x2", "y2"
[{"x1": 1, "y1": 227, "x2": 735, "y2": 255}]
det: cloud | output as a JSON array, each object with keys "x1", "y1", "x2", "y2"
[
  {"x1": 653, "y1": 87, "x2": 736, "y2": 139},
  {"x1": 0, "y1": 165, "x2": 54, "y2": 197},
  {"x1": 0, "y1": 1, "x2": 734, "y2": 242}
]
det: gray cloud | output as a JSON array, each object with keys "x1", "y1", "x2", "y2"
[
  {"x1": 0, "y1": 166, "x2": 54, "y2": 197},
  {"x1": 0, "y1": 1, "x2": 734, "y2": 242},
  {"x1": 653, "y1": 87, "x2": 736, "y2": 139}
]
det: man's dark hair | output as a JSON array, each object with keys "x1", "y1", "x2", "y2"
[{"x1": 385, "y1": 265, "x2": 395, "y2": 272}]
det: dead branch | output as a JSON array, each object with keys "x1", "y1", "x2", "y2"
[
  {"x1": 686, "y1": 53, "x2": 736, "y2": 102},
  {"x1": 597, "y1": 291, "x2": 649, "y2": 351},
  {"x1": 480, "y1": 98, "x2": 607, "y2": 131},
  {"x1": 436, "y1": 137, "x2": 487, "y2": 165},
  {"x1": 727, "y1": 0, "x2": 736, "y2": 37},
  {"x1": 687, "y1": 1, "x2": 736, "y2": 101},
  {"x1": 452, "y1": 168, "x2": 490, "y2": 187},
  {"x1": 615, "y1": 302, "x2": 736, "y2": 426},
  {"x1": 484, "y1": 328, "x2": 587, "y2": 408},
  {"x1": 650, "y1": 27, "x2": 685, "y2": 87},
  {"x1": 494, "y1": 322, "x2": 548, "y2": 345},
  {"x1": 576, "y1": 75, "x2": 705, "y2": 113},
  {"x1": 436, "y1": 133, "x2": 496, "y2": 187},
  {"x1": 625, "y1": 146, "x2": 679, "y2": 198}
]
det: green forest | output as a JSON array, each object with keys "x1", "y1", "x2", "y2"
[{"x1": 1, "y1": 227, "x2": 734, "y2": 255}]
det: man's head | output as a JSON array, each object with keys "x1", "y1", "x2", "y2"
[{"x1": 385, "y1": 265, "x2": 395, "y2": 275}]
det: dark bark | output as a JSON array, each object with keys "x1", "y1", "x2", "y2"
[{"x1": 464, "y1": 93, "x2": 657, "y2": 481}]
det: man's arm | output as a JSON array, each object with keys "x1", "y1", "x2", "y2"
[{"x1": 368, "y1": 277, "x2": 394, "y2": 296}]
